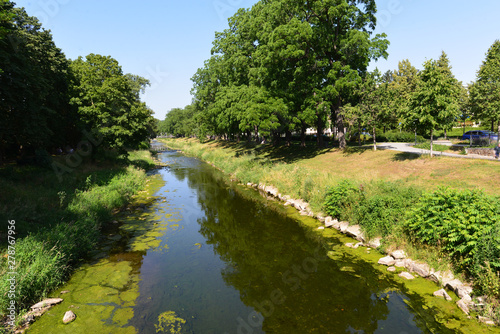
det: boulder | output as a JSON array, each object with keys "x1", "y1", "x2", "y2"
[
  {"x1": 399, "y1": 272, "x2": 415, "y2": 280},
  {"x1": 409, "y1": 261, "x2": 431, "y2": 278},
  {"x1": 31, "y1": 298, "x2": 63, "y2": 311},
  {"x1": 394, "y1": 260, "x2": 407, "y2": 268},
  {"x1": 390, "y1": 250, "x2": 407, "y2": 260},
  {"x1": 63, "y1": 310, "x2": 76, "y2": 324},
  {"x1": 457, "y1": 299, "x2": 470, "y2": 315},
  {"x1": 345, "y1": 225, "x2": 365, "y2": 242},
  {"x1": 456, "y1": 285, "x2": 473, "y2": 300},
  {"x1": 478, "y1": 316, "x2": 495, "y2": 326},
  {"x1": 317, "y1": 226, "x2": 325, "y2": 230},
  {"x1": 367, "y1": 237, "x2": 382, "y2": 249},
  {"x1": 378, "y1": 256, "x2": 396, "y2": 266},
  {"x1": 345, "y1": 243, "x2": 355, "y2": 248},
  {"x1": 339, "y1": 221, "x2": 350, "y2": 233},
  {"x1": 445, "y1": 279, "x2": 463, "y2": 295},
  {"x1": 387, "y1": 266, "x2": 396, "y2": 272},
  {"x1": 433, "y1": 289, "x2": 452, "y2": 301}
]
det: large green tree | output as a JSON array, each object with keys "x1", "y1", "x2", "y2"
[
  {"x1": 469, "y1": 40, "x2": 500, "y2": 141},
  {"x1": 69, "y1": 54, "x2": 154, "y2": 155},
  {"x1": 0, "y1": 4, "x2": 73, "y2": 162},
  {"x1": 407, "y1": 52, "x2": 461, "y2": 156}
]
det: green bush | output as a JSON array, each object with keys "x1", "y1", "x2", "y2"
[
  {"x1": 377, "y1": 130, "x2": 425, "y2": 143},
  {"x1": 323, "y1": 180, "x2": 421, "y2": 238},
  {"x1": 405, "y1": 188, "x2": 500, "y2": 274},
  {"x1": 323, "y1": 180, "x2": 360, "y2": 220}
]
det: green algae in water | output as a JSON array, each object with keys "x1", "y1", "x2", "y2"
[{"x1": 154, "y1": 311, "x2": 186, "y2": 334}]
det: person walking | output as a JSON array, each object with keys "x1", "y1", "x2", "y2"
[{"x1": 495, "y1": 142, "x2": 500, "y2": 159}]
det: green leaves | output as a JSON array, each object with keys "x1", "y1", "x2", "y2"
[
  {"x1": 69, "y1": 54, "x2": 154, "y2": 154},
  {"x1": 405, "y1": 187, "x2": 500, "y2": 273},
  {"x1": 469, "y1": 40, "x2": 500, "y2": 139}
]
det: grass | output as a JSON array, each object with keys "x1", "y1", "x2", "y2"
[{"x1": 0, "y1": 150, "x2": 157, "y2": 317}]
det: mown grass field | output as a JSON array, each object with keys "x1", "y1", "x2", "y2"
[{"x1": 164, "y1": 138, "x2": 499, "y2": 199}]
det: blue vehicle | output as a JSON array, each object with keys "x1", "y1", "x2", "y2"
[{"x1": 461, "y1": 130, "x2": 498, "y2": 141}]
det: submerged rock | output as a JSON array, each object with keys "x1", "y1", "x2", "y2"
[
  {"x1": 63, "y1": 310, "x2": 76, "y2": 324},
  {"x1": 399, "y1": 272, "x2": 415, "y2": 280}
]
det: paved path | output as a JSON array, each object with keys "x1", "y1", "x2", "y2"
[{"x1": 377, "y1": 142, "x2": 499, "y2": 161}]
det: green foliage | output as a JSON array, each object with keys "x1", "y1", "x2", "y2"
[
  {"x1": 377, "y1": 130, "x2": 425, "y2": 143},
  {"x1": 323, "y1": 180, "x2": 360, "y2": 220},
  {"x1": 0, "y1": 165, "x2": 147, "y2": 313},
  {"x1": 405, "y1": 188, "x2": 500, "y2": 273},
  {"x1": 469, "y1": 40, "x2": 500, "y2": 138},
  {"x1": 413, "y1": 143, "x2": 449, "y2": 152},
  {"x1": 405, "y1": 52, "x2": 462, "y2": 154},
  {"x1": 191, "y1": 0, "x2": 389, "y2": 148},
  {"x1": 70, "y1": 54, "x2": 155, "y2": 155},
  {"x1": 0, "y1": 4, "x2": 76, "y2": 158},
  {"x1": 324, "y1": 180, "x2": 421, "y2": 238}
]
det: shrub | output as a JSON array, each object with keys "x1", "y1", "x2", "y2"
[
  {"x1": 323, "y1": 180, "x2": 360, "y2": 220},
  {"x1": 377, "y1": 130, "x2": 425, "y2": 143},
  {"x1": 405, "y1": 188, "x2": 500, "y2": 274},
  {"x1": 323, "y1": 180, "x2": 421, "y2": 238}
]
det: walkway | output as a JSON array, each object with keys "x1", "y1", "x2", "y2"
[{"x1": 377, "y1": 142, "x2": 499, "y2": 161}]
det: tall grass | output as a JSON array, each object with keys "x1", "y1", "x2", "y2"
[{"x1": 0, "y1": 153, "x2": 153, "y2": 315}]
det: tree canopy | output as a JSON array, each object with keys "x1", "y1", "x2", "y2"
[
  {"x1": 0, "y1": 1, "x2": 156, "y2": 163},
  {"x1": 469, "y1": 40, "x2": 500, "y2": 140},
  {"x1": 190, "y1": 0, "x2": 389, "y2": 148}
]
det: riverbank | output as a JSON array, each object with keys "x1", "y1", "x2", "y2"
[
  {"x1": 0, "y1": 150, "x2": 159, "y2": 331},
  {"x1": 160, "y1": 138, "x2": 500, "y2": 327}
]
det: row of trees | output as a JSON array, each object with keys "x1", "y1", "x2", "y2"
[
  {"x1": 0, "y1": 1, "x2": 155, "y2": 163},
  {"x1": 163, "y1": 0, "x2": 499, "y2": 153}
]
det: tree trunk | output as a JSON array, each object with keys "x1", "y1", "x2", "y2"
[
  {"x1": 430, "y1": 129, "x2": 434, "y2": 157},
  {"x1": 300, "y1": 123, "x2": 306, "y2": 148},
  {"x1": 372, "y1": 126, "x2": 377, "y2": 151},
  {"x1": 247, "y1": 131, "x2": 252, "y2": 143},
  {"x1": 254, "y1": 126, "x2": 259, "y2": 144},
  {"x1": 358, "y1": 122, "x2": 361, "y2": 147},
  {"x1": 316, "y1": 118, "x2": 324, "y2": 148},
  {"x1": 286, "y1": 130, "x2": 292, "y2": 147},
  {"x1": 444, "y1": 129, "x2": 447, "y2": 140},
  {"x1": 333, "y1": 100, "x2": 346, "y2": 149}
]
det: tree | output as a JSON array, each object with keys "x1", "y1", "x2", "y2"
[
  {"x1": 356, "y1": 70, "x2": 392, "y2": 150},
  {"x1": 388, "y1": 59, "x2": 420, "y2": 128},
  {"x1": 469, "y1": 40, "x2": 500, "y2": 142},
  {"x1": 69, "y1": 54, "x2": 154, "y2": 155},
  {"x1": 407, "y1": 52, "x2": 461, "y2": 156},
  {"x1": 0, "y1": 4, "x2": 74, "y2": 162}
]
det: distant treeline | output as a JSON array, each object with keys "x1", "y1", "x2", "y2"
[
  {"x1": 160, "y1": 0, "x2": 499, "y2": 148},
  {"x1": 0, "y1": 1, "x2": 156, "y2": 164}
]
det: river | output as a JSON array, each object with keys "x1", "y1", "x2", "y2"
[{"x1": 27, "y1": 149, "x2": 484, "y2": 333}]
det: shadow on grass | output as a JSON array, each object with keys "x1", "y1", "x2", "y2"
[
  {"x1": 392, "y1": 152, "x2": 421, "y2": 161},
  {"x1": 342, "y1": 146, "x2": 374, "y2": 156}
]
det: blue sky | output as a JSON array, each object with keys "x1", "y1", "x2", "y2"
[{"x1": 15, "y1": 0, "x2": 500, "y2": 120}]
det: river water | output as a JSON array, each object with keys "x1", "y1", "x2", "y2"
[{"x1": 28, "y1": 150, "x2": 481, "y2": 333}]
